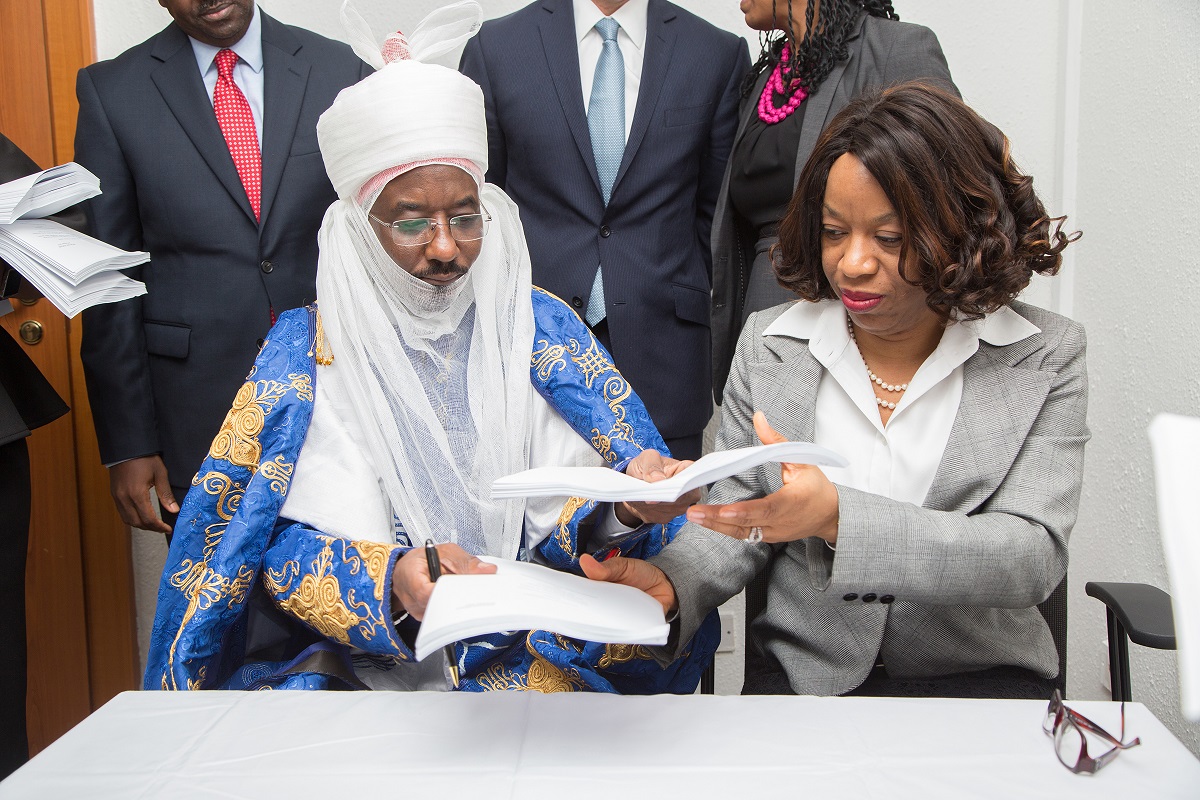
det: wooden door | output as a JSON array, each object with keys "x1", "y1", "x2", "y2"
[{"x1": 0, "y1": 0, "x2": 140, "y2": 756}]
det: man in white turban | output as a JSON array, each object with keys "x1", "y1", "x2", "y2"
[{"x1": 144, "y1": 2, "x2": 718, "y2": 694}]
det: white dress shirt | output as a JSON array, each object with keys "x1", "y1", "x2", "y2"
[
  {"x1": 574, "y1": 0, "x2": 647, "y2": 143},
  {"x1": 763, "y1": 299, "x2": 1041, "y2": 506},
  {"x1": 188, "y1": 3, "x2": 265, "y2": 148}
]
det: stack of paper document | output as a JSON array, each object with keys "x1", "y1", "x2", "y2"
[
  {"x1": 491, "y1": 441, "x2": 848, "y2": 502},
  {"x1": 414, "y1": 557, "x2": 668, "y2": 661},
  {"x1": 0, "y1": 221, "x2": 147, "y2": 317},
  {"x1": 0, "y1": 164, "x2": 146, "y2": 317},
  {"x1": 0, "y1": 162, "x2": 100, "y2": 224}
]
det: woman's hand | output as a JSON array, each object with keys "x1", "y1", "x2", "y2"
[
  {"x1": 580, "y1": 553, "x2": 678, "y2": 615},
  {"x1": 686, "y1": 412, "x2": 840, "y2": 545},
  {"x1": 391, "y1": 543, "x2": 496, "y2": 620},
  {"x1": 614, "y1": 449, "x2": 699, "y2": 526}
]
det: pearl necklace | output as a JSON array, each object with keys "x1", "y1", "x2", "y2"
[
  {"x1": 848, "y1": 319, "x2": 908, "y2": 411},
  {"x1": 757, "y1": 45, "x2": 809, "y2": 125}
]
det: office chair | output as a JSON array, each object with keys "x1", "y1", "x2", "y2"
[{"x1": 1084, "y1": 581, "x2": 1177, "y2": 702}]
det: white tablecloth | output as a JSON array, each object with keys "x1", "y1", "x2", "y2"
[{"x1": 2, "y1": 691, "x2": 1197, "y2": 798}]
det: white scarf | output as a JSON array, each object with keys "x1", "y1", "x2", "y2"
[{"x1": 285, "y1": 2, "x2": 535, "y2": 560}]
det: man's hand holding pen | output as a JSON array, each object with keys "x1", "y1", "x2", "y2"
[{"x1": 390, "y1": 542, "x2": 495, "y2": 621}]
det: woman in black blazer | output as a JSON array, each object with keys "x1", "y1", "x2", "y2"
[
  {"x1": 0, "y1": 132, "x2": 73, "y2": 779},
  {"x1": 710, "y1": 0, "x2": 957, "y2": 397}
]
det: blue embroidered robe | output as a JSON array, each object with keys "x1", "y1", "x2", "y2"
[{"x1": 145, "y1": 288, "x2": 718, "y2": 693}]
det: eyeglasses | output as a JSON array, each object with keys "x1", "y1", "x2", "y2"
[
  {"x1": 368, "y1": 210, "x2": 491, "y2": 247},
  {"x1": 1042, "y1": 689, "x2": 1141, "y2": 774}
]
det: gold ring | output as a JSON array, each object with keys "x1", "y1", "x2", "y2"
[{"x1": 747, "y1": 527, "x2": 763, "y2": 544}]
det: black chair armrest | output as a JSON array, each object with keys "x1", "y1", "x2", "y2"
[{"x1": 1085, "y1": 581, "x2": 1176, "y2": 650}]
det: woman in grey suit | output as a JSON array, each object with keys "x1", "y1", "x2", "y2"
[
  {"x1": 711, "y1": 0, "x2": 956, "y2": 398},
  {"x1": 585, "y1": 82, "x2": 1087, "y2": 698}
]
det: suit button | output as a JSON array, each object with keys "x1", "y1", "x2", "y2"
[
  {"x1": 842, "y1": 593, "x2": 858, "y2": 602},
  {"x1": 571, "y1": 296, "x2": 584, "y2": 309},
  {"x1": 880, "y1": 595, "x2": 895, "y2": 604},
  {"x1": 599, "y1": 225, "x2": 611, "y2": 237},
  {"x1": 862, "y1": 593, "x2": 878, "y2": 603},
  {"x1": 260, "y1": 260, "x2": 274, "y2": 274}
]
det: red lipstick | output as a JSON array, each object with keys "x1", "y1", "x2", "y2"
[{"x1": 840, "y1": 290, "x2": 882, "y2": 313}]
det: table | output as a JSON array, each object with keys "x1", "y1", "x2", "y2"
[{"x1": 2, "y1": 691, "x2": 1197, "y2": 798}]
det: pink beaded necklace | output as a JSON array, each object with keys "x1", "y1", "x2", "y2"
[{"x1": 757, "y1": 45, "x2": 809, "y2": 124}]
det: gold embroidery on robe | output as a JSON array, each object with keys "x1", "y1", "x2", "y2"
[
  {"x1": 259, "y1": 454, "x2": 295, "y2": 495},
  {"x1": 208, "y1": 375, "x2": 312, "y2": 471},
  {"x1": 599, "y1": 643, "x2": 655, "y2": 668},
  {"x1": 163, "y1": 474, "x2": 251, "y2": 688},
  {"x1": 263, "y1": 537, "x2": 394, "y2": 648},
  {"x1": 553, "y1": 496, "x2": 590, "y2": 557},
  {"x1": 471, "y1": 633, "x2": 587, "y2": 693},
  {"x1": 341, "y1": 539, "x2": 396, "y2": 603}
]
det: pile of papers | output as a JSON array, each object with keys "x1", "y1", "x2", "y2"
[
  {"x1": 491, "y1": 441, "x2": 848, "y2": 503},
  {"x1": 414, "y1": 557, "x2": 669, "y2": 661},
  {"x1": 0, "y1": 163, "x2": 146, "y2": 317}
]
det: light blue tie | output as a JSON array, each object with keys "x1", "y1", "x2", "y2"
[{"x1": 585, "y1": 17, "x2": 624, "y2": 327}]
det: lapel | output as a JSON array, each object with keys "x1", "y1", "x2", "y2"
[
  {"x1": 150, "y1": 23, "x2": 257, "y2": 225},
  {"x1": 258, "y1": 13, "x2": 309, "y2": 228},
  {"x1": 611, "y1": 0, "x2": 676, "y2": 195},
  {"x1": 754, "y1": 332, "x2": 821, "y2": 494},
  {"x1": 924, "y1": 340, "x2": 1053, "y2": 512},
  {"x1": 790, "y1": 12, "x2": 866, "y2": 188},
  {"x1": 537, "y1": 0, "x2": 602, "y2": 198},
  {"x1": 731, "y1": 67, "x2": 770, "y2": 154}
]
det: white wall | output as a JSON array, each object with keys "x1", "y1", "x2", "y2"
[
  {"x1": 1068, "y1": 0, "x2": 1200, "y2": 756},
  {"x1": 92, "y1": 0, "x2": 1200, "y2": 754}
]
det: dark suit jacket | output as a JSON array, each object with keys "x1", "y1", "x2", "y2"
[
  {"x1": 74, "y1": 13, "x2": 369, "y2": 487},
  {"x1": 0, "y1": 133, "x2": 73, "y2": 447},
  {"x1": 461, "y1": 0, "x2": 749, "y2": 442},
  {"x1": 710, "y1": 13, "x2": 956, "y2": 398}
]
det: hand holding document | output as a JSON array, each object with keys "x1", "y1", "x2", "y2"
[
  {"x1": 0, "y1": 164, "x2": 147, "y2": 317},
  {"x1": 491, "y1": 441, "x2": 848, "y2": 503},
  {"x1": 414, "y1": 557, "x2": 668, "y2": 661}
]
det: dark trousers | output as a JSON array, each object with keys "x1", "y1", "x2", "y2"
[
  {"x1": 589, "y1": 319, "x2": 702, "y2": 462},
  {"x1": 0, "y1": 438, "x2": 30, "y2": 779}
]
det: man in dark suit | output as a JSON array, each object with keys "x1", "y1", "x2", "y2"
[
  {"x1": 0, "y1": 132, "x2": 75, "y2": 779},
  {"x1": 75, "y1": 0, "x2": 369, "y2": 533},
  {"x1": 461, "y1": 0, "x2": 748, "y2": 460}
]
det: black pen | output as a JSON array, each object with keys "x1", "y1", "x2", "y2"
[{"x1": 424, "y1": 539, "x2": 460, "y2": 688}]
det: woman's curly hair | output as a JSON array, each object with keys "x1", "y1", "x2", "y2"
[{"x1": 775, "y1": 81, "x2": 1079, "y2": 319}]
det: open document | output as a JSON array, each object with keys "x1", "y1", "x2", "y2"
[
  {"x1": 414, "y1": 557, "x2": 668, "y2": 661},
  {"x1": 0, "y1": 162, "x2": 100, "y2": 224},
  {"x1": 1148, "y1": 413, "x2": 1200, "y2": 722},
  {"x1": 0, "y1": 221, "x2": 147, "y2": 317},
  {"x1": 491, "y1": 441, "x2": 848, "y2": 503}
]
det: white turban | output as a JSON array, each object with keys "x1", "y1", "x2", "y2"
[{"x1": 316, "y1": 2, "x2": 488, "y2": 200}]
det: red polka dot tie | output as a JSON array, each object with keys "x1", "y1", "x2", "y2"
[{"x1": 213, "y1": 49, "x2": 261, "y2": 221}]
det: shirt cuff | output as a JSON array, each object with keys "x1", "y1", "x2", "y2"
[{"x1": 594, "y1": 503, "x2": 639, "y2": 540}]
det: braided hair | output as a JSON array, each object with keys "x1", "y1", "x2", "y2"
[{"x1": 744, "y1": 1, "x2": 898, "y2": 98}]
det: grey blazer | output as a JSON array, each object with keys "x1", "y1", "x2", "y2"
[
  {"x1": 652, "y1": 300, "x2": 1089, "y2": 696},
  {"x1": 710, "y1": 14, "x2": 956, "y2": 399}
]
